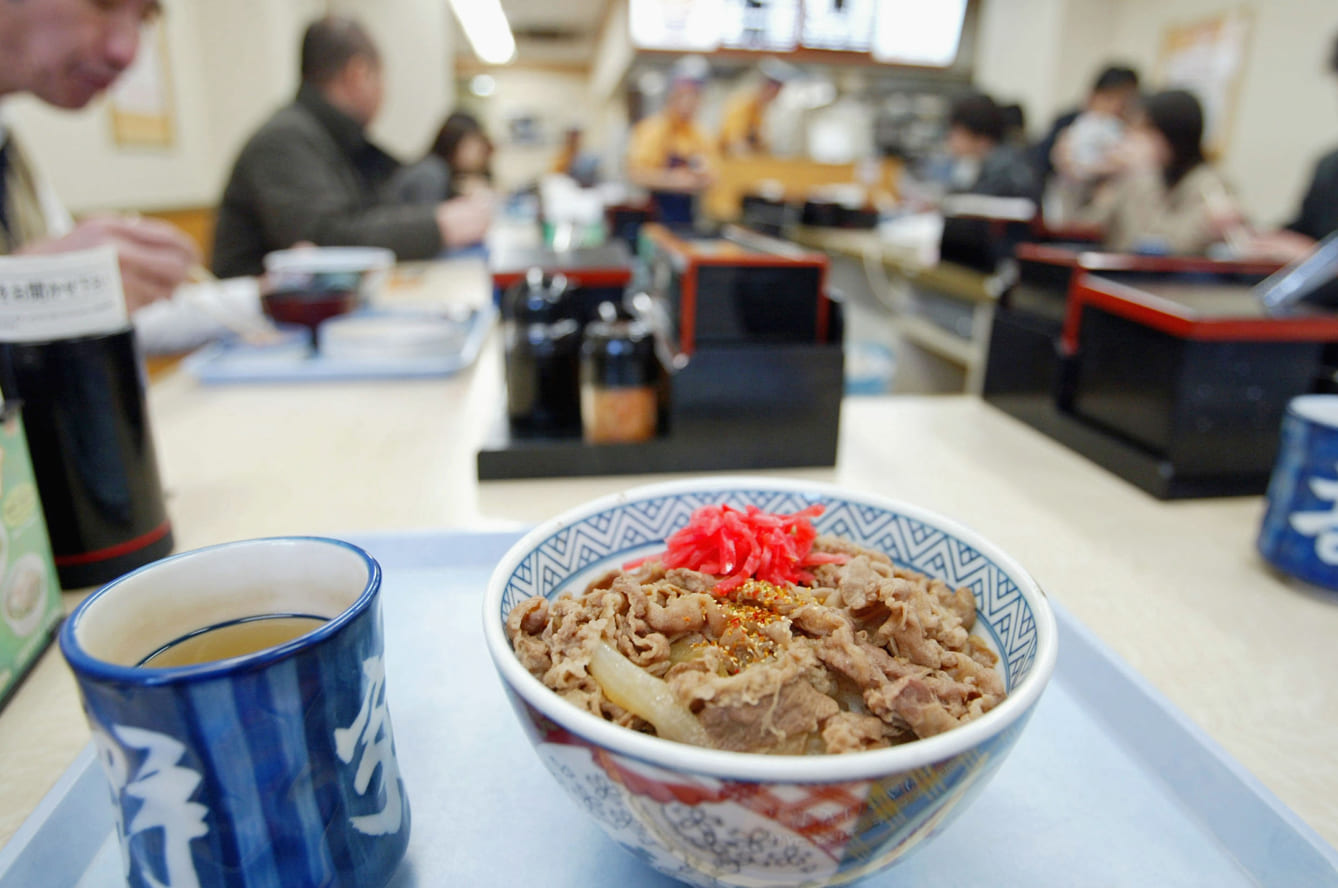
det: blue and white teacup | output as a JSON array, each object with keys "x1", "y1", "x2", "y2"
[
  {"x1": 58, "y1": 537, "x2": 410, "y2": 888},
  {"x1": 1258, "y1": 395, "x2": 1338, "y2": 591}
]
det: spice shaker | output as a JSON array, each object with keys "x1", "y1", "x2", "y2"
[
  {"x1": 580, "y1": 306, "x2": 660, "y2": 444},
  {"x1": 503, "y1": 269, "x2": 581, "y2": 438}
]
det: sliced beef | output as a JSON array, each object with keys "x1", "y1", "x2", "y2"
[
  {"x1": 506, "y1": 536, "x2": 1006, "y2": 753},
  {"x1": 821, "y1": 712, "x2": 890, "y2": 753},
  {"x1": 669, "y1": 653, "x2": 839, "y2": 753}
]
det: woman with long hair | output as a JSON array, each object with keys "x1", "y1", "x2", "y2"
[
  {"x1": 390, "y1": 111, "x2": 494, "y2": 205},
  {"x1": 1080, "y1": 89, "x2": 1243, "y2": 254}
]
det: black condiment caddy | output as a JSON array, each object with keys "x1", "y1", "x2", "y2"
[{"x1": 477, "y1": 225, "x2": 844, "y2": 480}]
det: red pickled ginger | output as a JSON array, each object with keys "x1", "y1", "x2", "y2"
[{"x1": 627, "y1": 503, "x2": 847, "y2": 594}]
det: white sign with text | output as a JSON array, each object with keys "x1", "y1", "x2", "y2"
[{"x1": 0, "y1": 246, "x2": 128, "y2": 343}]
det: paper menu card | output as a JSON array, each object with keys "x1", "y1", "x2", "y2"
[{"x1": 0, "y1": 246, "x2": 128, "y2": 343}]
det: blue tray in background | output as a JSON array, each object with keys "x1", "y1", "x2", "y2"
[
  {"x1": 1, "y1": 531, "x2": 1335, "y2": 887},
  {"x1": 181, "y1": 306, "x2": 495, "y2": 385}
]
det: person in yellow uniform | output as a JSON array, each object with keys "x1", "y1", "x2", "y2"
[
  {"x1": 626, "y1": 56, "x2": 715, "y2": 227},
  {"x1": 718, "y1": 58, "x2": 796, "y2": 156}
]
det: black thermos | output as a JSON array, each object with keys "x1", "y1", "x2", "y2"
[{"x1": 0, "y1": 329, "x2": 173, "y2": 588}]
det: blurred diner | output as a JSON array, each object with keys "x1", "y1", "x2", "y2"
[
  {"x1": 391, "y1": 110, "x2": 495, "y2": 206},
  {"x1": 1246, "y1": 31, "x2": 1338, "y2": 262},
  {"x1": 942, "y1": 91, "x2": 1040, "y2": 200},
  {"x1": 1076, "y1": 89, "x2": 1243, "y2": 255},
  {"x1": 210, "y1": 16, "x2": 492, "y2": 278},
  {"x1": 1033, "y1": 64, "x2": 1142, "y2": 222},
  {"x1": 0, "y1": 0, "x2": 195, "y2": 310}
]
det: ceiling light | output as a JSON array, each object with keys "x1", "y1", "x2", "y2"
[
  {"x1": 470, "y1": 74, "x2": 497, "y2": 97},
  {"x1": 449, "y1": 0, "x2": 516, "y2": 65}
]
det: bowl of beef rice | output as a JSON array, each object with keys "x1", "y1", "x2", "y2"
[{"x1": 483, "y1": 477, "x2": 1057, "y2": 887}]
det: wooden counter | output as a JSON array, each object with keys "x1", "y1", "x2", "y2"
[
  {"x1": 702, "y1": 155, "x2": 901, "y2": 223},
  {"x1": 1, "y1": 258, "x2": 1336, "y2": 856}
]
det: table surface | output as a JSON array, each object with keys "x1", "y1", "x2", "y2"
[{"x1": 2, "y1": 258, "x2": 1336, "y2": 855}]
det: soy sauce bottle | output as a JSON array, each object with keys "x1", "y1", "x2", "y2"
[
  {"x1": 581, "y1": 306, "x2": 660, "y2": 444},
  {"x1": 503, "y1": 269, "x2": 581, "y2": 438}
]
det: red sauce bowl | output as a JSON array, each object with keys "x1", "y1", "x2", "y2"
[{"x1": 261, "y1": 290, "x2": 357, "y2": 341}]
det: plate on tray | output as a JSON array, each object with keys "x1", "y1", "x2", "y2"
[{"x1": 181, "y1": 306, "x2": 495, "y2": 385}]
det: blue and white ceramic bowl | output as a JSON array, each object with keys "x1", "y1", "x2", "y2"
[{"x1": 483, "y1": 478, "x2": 1058, "y2": 888}]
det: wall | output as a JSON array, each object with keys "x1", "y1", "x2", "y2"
[
  {"x1": 331, "y1": 0, "x2": 455, "y2": 159},
  {"x1": 591, "y1": 0, "x2": 633, "y2": 102},
  {"x1": 973, "y1": 0, "x2": 1068, "y2": 137},
  {"x1": 194, "y1": 0, "x2": 323, "y2": 203},
  {"x1": 5, "y1": 0, "x2": 454, "y2": 215},
  {"x1": 462, "y1": 68, "x2": 601, "y2": 192}
]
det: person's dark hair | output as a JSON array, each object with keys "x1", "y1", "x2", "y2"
[
  {"x1": 300, "y1": 16, "x2": 379, "y2": 86},
  {"x1": 1092, "y1": 65, "x2": 1140, "y2": 94},
  {"x1": 1000, "y1": 102, "x2": 1026, "y2": 140},
  {"x1": 949, "y1": 93, "x2": 1005, "y2": 143},
  {"x1": 430, "y1": 111, "x2": 491, "y2": 172},
  {"x1": 1142, "y1": 89, "x2": 1206, "y2": 188}
]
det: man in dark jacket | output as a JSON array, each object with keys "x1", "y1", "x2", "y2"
[{"x1": 211, "y1": 16, "x2": 490, "y2": 278}]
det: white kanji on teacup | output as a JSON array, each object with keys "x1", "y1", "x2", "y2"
[
  {"x1": 1288, "y1": 472, "x2": 1338, "y2": 564},
  {"x1": 334, "y1": 654, "x2": 404, "y2": 835},
  {"x1": 93, "y1": 725, "x2": 209, "y2": 888}
]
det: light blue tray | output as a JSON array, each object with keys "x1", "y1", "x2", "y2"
[
  {"x1": 181, "y1": 307, "x2": 495, "y2": 385},
  {"x1": 2, "y1": 531, "x2": 1335, "y2": 887}
]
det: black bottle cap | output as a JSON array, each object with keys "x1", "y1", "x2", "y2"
[{"x1": 581, "y1": 317, "x2": 657, "y2": 388}]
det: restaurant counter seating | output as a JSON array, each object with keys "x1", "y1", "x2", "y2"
[{"x1": 981, "y1": 245, "x2": 1338, "y2": 498}]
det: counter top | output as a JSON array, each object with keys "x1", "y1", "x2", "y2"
[{"x1": 2, "y1": 259, "x2": 1336, "y2": 854}]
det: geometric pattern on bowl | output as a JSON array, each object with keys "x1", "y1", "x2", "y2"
[{"x1": 490, "y1": 481, "x2": 1051, "y2": 887}]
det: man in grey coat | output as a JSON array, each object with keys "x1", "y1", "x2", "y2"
[{"x1": 211, "y1": 16, "x2": 490, "y2": 278}]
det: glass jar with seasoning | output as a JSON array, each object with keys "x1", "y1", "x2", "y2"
[
  {"x1": 504, "y1": 269, "x2": 582, "y2": 438},
  {"x1": 580, "y1": 312, "x2": 660, "y2": 444}
]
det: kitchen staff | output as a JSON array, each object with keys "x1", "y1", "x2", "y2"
[
  {"x1": 626, "y1": 56, "x2": 715, "y2": 227},
  {"x1": 718, "y1": 58, "x2": 796, "y2": 156}
]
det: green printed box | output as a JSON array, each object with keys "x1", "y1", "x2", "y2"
[{"x1": 0, "y1": 402, "x2": 63, "y2": 710}]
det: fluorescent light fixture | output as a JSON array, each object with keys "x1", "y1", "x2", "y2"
[
  {"x1": 449, "y1": 0, "x2": 516, "y2": 65},
  {"x1": 629, "y1": 0, "x2": 722, "y2": 52},
  {"x1": 470, "y1": 74, "x2": 497, "y2": 97},
  {"x1": 872, "y1": 0, "x2": 967, "y2": 67}
]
